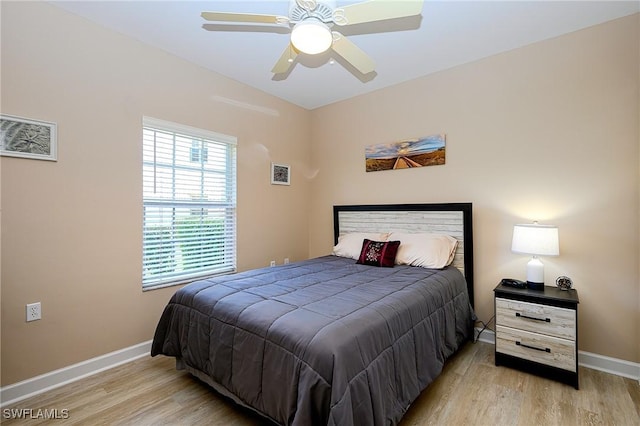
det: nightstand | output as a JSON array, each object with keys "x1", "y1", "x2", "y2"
[{"x1": 494, "y1": 283, "x2": 579, "y2": 389}]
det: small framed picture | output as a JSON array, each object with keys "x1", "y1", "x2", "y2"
[
  {"x1": 271, "y1": 162, "x2": 290, "y2": 185},
  {"x1": 0, "y1": 114, "x2": 57, "y2": 161}
]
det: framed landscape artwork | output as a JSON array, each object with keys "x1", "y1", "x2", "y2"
[
  {"x1": 365, "y1": 134, "x2": 445, "y2": 172},
  {"x1": 0, "y1": 114, "x2": 57, "y2": 161},
  {"x1": 271, "y1": 162, "x2": 290, "y2": 185}
]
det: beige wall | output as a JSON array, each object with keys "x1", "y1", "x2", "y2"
[
  {"x1": 0, "y1": 2, "x2": 311, "y2": 385},
  {"x1": 1, "y1": 2, "x2": 638, "y2": 388},
  {"x1": 309, "y1": 14, "x2": 639, "y2": 363}
]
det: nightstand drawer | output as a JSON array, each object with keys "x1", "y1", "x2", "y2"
[
  {"x1": 496, "y1": 298, "x2": 576, "y2": 340},
  {"x1": 496, "y1": 325, "x2": 576, "y2": 372}
]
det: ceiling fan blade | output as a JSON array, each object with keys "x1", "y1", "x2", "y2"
[
  {"x1": 333, "y1": 0, "x2": 424, "y2": 26},
  {"x1": 201, "y1": 11, "x2": 289, "y2": 25},
  {"x1": 272, "y1": 44, "x2": 298, "y2": 74},
  {"x1": 331, "y1": 32, "x2": 375, "y2": 74}
]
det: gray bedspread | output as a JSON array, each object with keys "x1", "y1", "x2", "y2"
[{"x1": 151, "y1": 255, "x2": 475, "y2": 425}]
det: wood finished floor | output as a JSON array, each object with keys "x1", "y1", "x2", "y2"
[{"x1": 3, "y1": 342, "x2": 639, "y2": 425}]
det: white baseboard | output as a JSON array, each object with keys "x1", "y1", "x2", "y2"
[
  {"x1": 0, "y1": 340, "x2": 152, "y2": 407},
  {"x1": 475, "y1": 328, "x2": 640, "y2": 382},
  {"x1": 578, "y1": 350, "x2": 640, "y2": 381},
  {"x1": 2, "y1": 331, "x2": 639, "y2": 407}
]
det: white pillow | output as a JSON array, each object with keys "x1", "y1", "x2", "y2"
[
  {"x1": 389, "y1": 232, "x2": 458, "y2": 269},
  {"x1": 332, "y1": 232, "x2": 389, "y2": 260}
]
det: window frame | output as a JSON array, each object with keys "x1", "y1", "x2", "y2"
[{"x1": 142, "y1": 116, "x2": 237, "y2": 291}]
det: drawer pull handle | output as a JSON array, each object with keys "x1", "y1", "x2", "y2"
[
  {"x1": 516, "y1": 312, "x2": 550, "y2": 322},
  {"x1": 516, "y1": 341, "x2": 551, "y2": 353}
]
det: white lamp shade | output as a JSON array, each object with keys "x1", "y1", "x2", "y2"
[
  {"x1": 291, "y1": 19, "x2": 333, "y2": 55},
  {"x1": 511, "y1": 223, "x2": 559, "y2": 256}
]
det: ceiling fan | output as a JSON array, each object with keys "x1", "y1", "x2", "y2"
[{"x1": 201, "y1": 0, "x2": 424, "y2": 77}]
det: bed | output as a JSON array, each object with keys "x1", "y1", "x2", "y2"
[{"x1": 151, "y1": 203, "x2": 475, "y2": 425}]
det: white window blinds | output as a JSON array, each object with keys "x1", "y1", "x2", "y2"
[{"x1": 142, "y1": 117, "x2": 237, "y2": 289}]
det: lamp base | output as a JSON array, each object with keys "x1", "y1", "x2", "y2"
[
  {"x1": 527, "y1": 281, "x2": 544, "y2": 291},
  {"x1": 526, "y1": 257, "x2": 545, "y2": 291}
]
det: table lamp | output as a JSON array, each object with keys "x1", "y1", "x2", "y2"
[{"x1": 511, "y1": 222, "x2": 559, "y2": 290}]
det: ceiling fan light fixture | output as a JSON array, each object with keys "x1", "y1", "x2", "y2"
[{"x1": 290, "y1": 19, "x2": 332, "y2": 55}]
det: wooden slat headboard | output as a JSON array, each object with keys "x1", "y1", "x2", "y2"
[{"x1": 333, "y1": 203, "x2": 474, "y2": 307}]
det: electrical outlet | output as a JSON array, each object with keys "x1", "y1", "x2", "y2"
[
  {"x1": 270, "y1": 260, "x2": 276, "y2": 267},
  {"x1": 284, "y1": 258, "x2": 290, "y2": 264},
  {"x1": 26, "y1": 302, "x2": 41, "y2": 322}
]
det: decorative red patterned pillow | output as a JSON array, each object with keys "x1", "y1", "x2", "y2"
[{"x1": 356, "y1": 239, "x2": 401, "y2": 267}]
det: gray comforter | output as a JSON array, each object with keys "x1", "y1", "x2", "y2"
[{"x1": 151, "y1": 255, "x2": 475, "y2": 425}]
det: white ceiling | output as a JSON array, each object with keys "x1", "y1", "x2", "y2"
[{"x1": 50, "y1": 1, "x2": 639, "y2": 110}]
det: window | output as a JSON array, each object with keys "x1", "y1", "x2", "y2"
[{"x1": 142, "y1": 117, "x2": 237, "y2": 290}]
